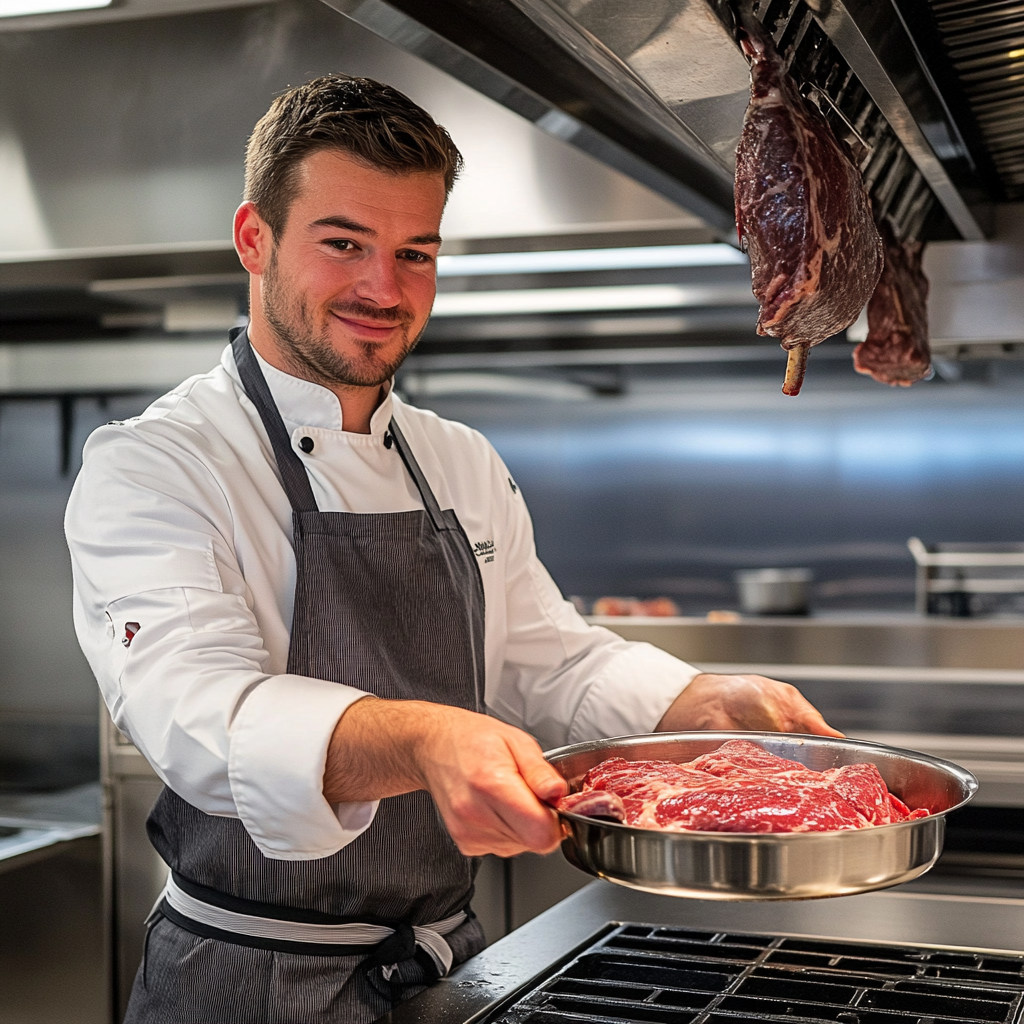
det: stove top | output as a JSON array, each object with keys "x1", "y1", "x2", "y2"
[
  {"x1": 492, "y1": 925, "x2": 1024, "y2": 1024},
  {"x1": 388, "y1": 882, "x2": 1024, "y2": 1024}
]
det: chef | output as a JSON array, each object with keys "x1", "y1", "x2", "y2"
[{"x1": 65, "y1": 74, "x2": 841, "y2": 1024}]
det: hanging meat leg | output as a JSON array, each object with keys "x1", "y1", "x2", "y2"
[
  {"x1": 853, "y1": 218, "x2": 931, "y2": 386},
  {"x1": 733, "y1": 6, "x2": 883, "y2": 395}
]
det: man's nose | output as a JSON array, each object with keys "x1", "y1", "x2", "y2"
[{"x1": 352, "y1": 253, "x2": 403, "y2": 309}]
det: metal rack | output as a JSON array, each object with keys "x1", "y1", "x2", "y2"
[
  {"x1": 754, "y1": 0, "x2": 936, "y2": 244},
  {"x1": 908, "y1": 536, "x2": 1024, "y2": 615}
]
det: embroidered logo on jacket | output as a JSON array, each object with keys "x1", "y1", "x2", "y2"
[{"x1": 473, "y1": 540, "x2": 496, "y2": 563}]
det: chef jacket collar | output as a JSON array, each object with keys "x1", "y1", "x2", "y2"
[{"x1": 221, "y1": 337, "x2": 395, "y2": 436}]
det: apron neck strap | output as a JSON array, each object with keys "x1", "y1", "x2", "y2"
[
  {"x1": 387, "y1": 419, "x2": 448, "y2": 532},
  {"x1": 232, "y1": 330, "x2": 450, "y2": 530},
  {"x1": 231, "y1": 330, "x2": 319, "y2": 514}
]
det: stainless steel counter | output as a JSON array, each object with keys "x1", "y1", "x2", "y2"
[
  {"x1": 0, "y1": 782, "x2": 101, "y2": 875},
  {"x1": 390, "y1": 880, "x2": 1024, "y2": 1023},
  {"x1": 596, "y1": 615, "x2": 1024, "y2": 670}
]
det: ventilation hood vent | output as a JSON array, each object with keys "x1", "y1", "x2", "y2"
[{"x1": 325, "y1": 0, "x2": 1004, "y2": 244}]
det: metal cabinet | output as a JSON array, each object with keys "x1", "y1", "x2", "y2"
[{"x1": 101, "y1": 712, "x2": 168, "y2": 1022}]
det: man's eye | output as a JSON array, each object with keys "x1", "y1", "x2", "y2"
[
  {"x1": 400, "y1": 250, "x2": 433, "y2": 264},
  {"x1": 325, "y1": 239, "x2": 356, "y2": 251}
]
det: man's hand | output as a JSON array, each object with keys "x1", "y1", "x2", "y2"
[
  {"x1": 323, "y1": 698, "x2": 567, "y2": 857},
  {"x1": 656, "y1": 673, "x2": 843, "y2": 736}
]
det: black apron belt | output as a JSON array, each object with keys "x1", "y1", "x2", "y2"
[{"x1": 155, "y1": 873, "x2": 465, "y2": 977}]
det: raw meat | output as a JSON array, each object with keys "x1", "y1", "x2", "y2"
[
  {"x1": 734, "y1": 9, "x2": 883, "y2": 395},
  {"x1": 558, "y1": 740, "x2": 928, "y2": 833},
  {"x1": 854, "y1": 219, "x2": 931, "y2": 386},
  {"x1": 822, "y1": 762, "x2": 894, "y2": 824},
  {"x1": 689, "y1": 739, "x2": 812, "y2": 778},
  {"x1": 562, "y1": 757, "x2": 718, "y2": 824},
  {"x1": 557, "y1": 786, "x2": 626, "y2": 819},
  {"x1": 559, "y1": 790, "x2": 629, "y2": 821},
  {"x1": 651, "y1": 777, "x2": 866, "y2": 833},
  {"x1": 591, "y1": 597, "x2": 681, "y2": 617}
]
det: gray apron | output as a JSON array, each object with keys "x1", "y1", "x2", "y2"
[{"x1": 124, "y1": 330, "x2": 487, "y2": 1023}]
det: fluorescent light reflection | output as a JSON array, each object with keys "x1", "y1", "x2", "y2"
[
  {"x1": 0, "y1": 0, "x2": 110, "y2": 14},
  {"x1": 436, "y1": 244, "x2": 747, "y2": 277},
  {"x1": 431, "y1": 283, "x2": 756, "y2": 317}
]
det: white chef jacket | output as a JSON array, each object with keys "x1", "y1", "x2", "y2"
[{"x1": 65, "y1": 344, "x2": 699, "y2": 861}]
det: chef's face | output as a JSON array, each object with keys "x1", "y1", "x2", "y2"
[{"x1": 239, "y1": 148, "x2": 445, "y2": 389}]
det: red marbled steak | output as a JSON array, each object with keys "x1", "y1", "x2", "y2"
[{"x1": 558, "y1": 739, "x2": 928, "y2": 834}]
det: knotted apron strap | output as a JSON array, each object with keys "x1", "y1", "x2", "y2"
[
  {"x1": 387, "y1": 418, "x2": 448, "y2": 532},
  {"x1": 231, "y1": 329, "x2": 318, "y2": 514},
  {"x1": 154, "y1": 873, "x2": 463, "y2": 1005},
  {"x1": 362, "y1": 921, "x2": 451, "y2": 1004}
]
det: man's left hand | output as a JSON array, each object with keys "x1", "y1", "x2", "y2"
[{"x1": 656, "y1": 673, "x2": 843, "y2": 736}]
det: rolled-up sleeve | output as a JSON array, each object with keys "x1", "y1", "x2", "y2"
[
  {"x1": 488, "y1": 462, "x2": 700, "y2": 752},
  {"x1": 65, "y1": 426, "x2": 377, "y2": 860}
]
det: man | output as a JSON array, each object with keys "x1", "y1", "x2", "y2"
[{"x1": 66, "y1": 75, "x2": 840, "y2": 1023}]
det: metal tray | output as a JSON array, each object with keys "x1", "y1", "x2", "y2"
[{"x1": 546, "y1": 731, "x2": 977, "y2": 900}]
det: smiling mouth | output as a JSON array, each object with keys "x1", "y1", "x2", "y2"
[{"x1": 331, "y1": 312, "x2": 405, "y2": 334}]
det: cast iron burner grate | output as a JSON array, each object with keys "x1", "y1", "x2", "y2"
[{"x1": 491, "y1": 925, "x2": 1024, "y2": 1024}]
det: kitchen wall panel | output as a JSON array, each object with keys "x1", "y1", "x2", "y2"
[
  {"x1": 415, "y1": 365, "x2": 1024, "y2": 611},
  {"x1": 5, "y1": 359, "x2": 1024, "y2": 789}
]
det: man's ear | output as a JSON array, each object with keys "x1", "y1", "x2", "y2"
[{"x1": 234, "y1": 202, "x2": 272, "y2": 275}]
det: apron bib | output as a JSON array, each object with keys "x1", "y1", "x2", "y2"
[{"x1": 125, "y1": 331, "x2": 487, "y2": 1023}]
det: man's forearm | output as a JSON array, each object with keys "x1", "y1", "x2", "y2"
[
  {"x1": 321, "y1": 696, "x2": 567, "y2": 857},
  {"x1": 322, "y1": 696, "x2": 429, "y2": 804}
]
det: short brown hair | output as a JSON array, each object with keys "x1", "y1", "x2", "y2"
[{"x1": 244, "y1": 74, "x2": 463, "y2": 238}]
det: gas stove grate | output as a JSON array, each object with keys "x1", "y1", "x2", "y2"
[{"x1": 491, "y1": 925, "x2": 1024, "y2": 1024}]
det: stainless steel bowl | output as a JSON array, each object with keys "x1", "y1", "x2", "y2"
[{"x1": 546, "y1": 731, "x2": 977, "y2": 900}]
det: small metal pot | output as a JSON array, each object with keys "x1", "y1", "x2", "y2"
[
  {"x1": 547, "y1": 731, "x2": 977, "y2": 901},
  {"x1": 735, "y1": 568, "x2": 813, "y2": 615}
]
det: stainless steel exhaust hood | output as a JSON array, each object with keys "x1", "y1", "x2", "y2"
[
  {"x1": 0, "y1": 0, "x2": 699, "y2": 259},
  {"x1": 324, "y1": 0, "x2": 1005, "y2": 244},
  {"x1": 3, "y1": 0, "x2": 1024, "y2": 376}
]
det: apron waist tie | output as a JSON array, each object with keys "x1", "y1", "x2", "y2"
[{"x1": 156, "y1": 873, "x2": 465, "y2": 979}]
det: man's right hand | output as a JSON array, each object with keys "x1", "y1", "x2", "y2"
[{"x1": 322, "y1": 698, "x2": 567, "y2": 857}]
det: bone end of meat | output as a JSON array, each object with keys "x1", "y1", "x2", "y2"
[
  {"x1": 558, "y1": 789, "x2": 627, "y2": 823},
  {"x1": 782, "y1": 343, "x2": 809, "y2": 396}
]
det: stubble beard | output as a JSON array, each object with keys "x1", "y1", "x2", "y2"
[{"x1": 261, "y1": 248, "x2": 423, "y2": 389}]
